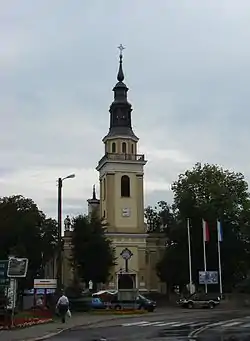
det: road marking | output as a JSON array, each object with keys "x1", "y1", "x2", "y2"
[
  {"x1": 140, "y1": 321, "x2": 164, "y2": 326},
  {"x1": 209, "y1": 320, "x2": 232, "y2": 327},
  {"x1": 154, "y1": 321, "x2": 179, "y2": 326},
  {"x1": 221, "y1": 321, "x2": 242, "y2": 327},
  {"x1": 190, "y1": 322, "x2": 207, "y2": 327},
  {"x1": 122, "y1": 321, "x2": 148, "y2": 326},
  {"x1": 240, "y1": 323, "x2": 250, "y2": 328},
  {"x1": 172, "y1": 322, "x2": 189, "y2": 327},
  {"x1": 122, "y1": 320, "x2": 216, "y2": 329},
  {"x1": 122, "y1": 320, "x2": 185, "y2": 327},
  {"x1": 188, "y1": 318, "x2": 250, "y2": 340}
]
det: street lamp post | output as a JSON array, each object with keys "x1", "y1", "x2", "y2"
[{"x1": 57, "y1": 174, "x2": 75, "y2": 292}]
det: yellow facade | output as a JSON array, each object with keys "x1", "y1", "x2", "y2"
[{"x1": 96, "y1": 136, "x2": 164, "y2": 291}]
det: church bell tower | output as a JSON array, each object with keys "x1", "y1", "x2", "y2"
[
  {"x1": 96, "y1": 45, "x2": 147, "y2": 234},
  {"x1": 96, "y1": 45, "x2": 148, "y2": 291}
]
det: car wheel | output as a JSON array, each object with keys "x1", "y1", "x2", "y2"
[
  {"x1": 115, "y1": 305, "x2": 122, "y2": 310},
  {"x1": 187, "y1": 302, "x2": 193, "y2": 309},
  {"x1": 208, "y1": 302, "x2": 215, "y2": 309}
]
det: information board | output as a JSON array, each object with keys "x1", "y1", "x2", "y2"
[
  {"x1": 199, "y1": 271, "x2": 218, "y2": 284},
  {"x1": 34, "y1": 279, "x2": 57, "y2": 289}
]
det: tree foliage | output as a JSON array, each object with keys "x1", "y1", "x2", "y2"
[
  {"x1": 152, "y1": 163, "x2": 250, "y2": 292},
  {"x1": 145, "y1": 201, "x2": 175, "y2": 233},
  {"x1": 0, "y1": 195, "x2": 57, "y2": 288},
  {"x1": 71, "y1": 213, "x2": 116, "y2": 287}
]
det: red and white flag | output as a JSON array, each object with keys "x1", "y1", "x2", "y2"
[{"x1": 202, "y1": 219, "x2": 210, "y2": 242}]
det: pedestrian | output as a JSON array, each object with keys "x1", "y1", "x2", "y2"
[{"x1": 56, "y1": 291, "x2": 69, "y2": 323}]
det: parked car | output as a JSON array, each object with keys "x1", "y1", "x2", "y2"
[
  {"x1": 91, "y1": 291, "x2": 156, "y2": 312},
  {"x1": 136, "y1": 294, "x2": 156, "y2": 312},
  {"x1": 177, "y1": 293, "x2": 220, "y2": 309},
  {"x1": 90, "y1": 297, "x2": 106, "y2": 309},
  {"x1": 111, "y1": 294, "x2": 156, "y2": 312}
]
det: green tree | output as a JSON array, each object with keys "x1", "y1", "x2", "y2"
[
  {"x1": 156, "y1": 163, "x2": 250, "y2": 292},
  {"x1": 0, "y1": 195, "x2": 57, "y2": 288},
  {"x1": 71, "y1": 213, "x2": 116, "y2": 288},
  {"x1": 145, "y1": 201, "x2": 175, "y2": 233},
  {"x1": 145, "y1": 202, "x2": 189, "y2": 293}
]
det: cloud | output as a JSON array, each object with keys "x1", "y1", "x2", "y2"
[{"x1": 1, "y1": 0, "x2": 250, "y2": 219}]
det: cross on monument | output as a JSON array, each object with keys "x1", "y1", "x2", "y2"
[{"x1": 118, "y1": 44, "x2": 125, "y2": 56}]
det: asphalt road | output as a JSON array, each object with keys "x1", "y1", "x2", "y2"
[{"x1": 45, "y1": 309, "x2": 250, "y2": 341}]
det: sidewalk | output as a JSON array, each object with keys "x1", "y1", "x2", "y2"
[{"x1": 0, "y1": 310, "x2": 168, "y2": 341}]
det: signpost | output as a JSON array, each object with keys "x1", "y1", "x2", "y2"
[{"x1": 7, "y1": 257, "x2": 29, "y2": 327}]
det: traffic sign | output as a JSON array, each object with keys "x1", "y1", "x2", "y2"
[{"x1": 7, "y1": 258, "x2": 28, "y2": 278}]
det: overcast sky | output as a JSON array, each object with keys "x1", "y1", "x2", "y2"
[{"x1": 1, "y1": 0, "x2": 250, "y2": 220}]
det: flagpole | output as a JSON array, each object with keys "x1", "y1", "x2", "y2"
[
  {"x1": 187, "y1": 218, "x2": 193, "y2": 294},
  {"x1": 202, "y1": 219, "x2": 208, "y2": 294},
  {"x1": 217, "y1": 220, "x2": 223, "y2": 297}
]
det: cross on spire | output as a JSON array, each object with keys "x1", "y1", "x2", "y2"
[{"x1": 118, "y1": 44, "x2": 125, "y2": 57}]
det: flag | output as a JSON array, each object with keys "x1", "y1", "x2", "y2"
[
  {"x1": 202, "y1": 219, "x2": 210, "y2": 242},
  {"x1": 217, "y1": 220, "x2": 223, "y2": 242}
]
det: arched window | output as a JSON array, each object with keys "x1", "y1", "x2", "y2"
[
  {"x1": 112, "y1": 142, "x2": 116, "y2": 153},
  {"x1": 103, "y1": 178, "x2": 106, "y2": 200},
  {"x1": 122, "y1": 142, "x2": 127, "y2": 153},
  {"x1": 121, "y1": 175, "x2": 130, "y2": 197},
  {"x1": 131, "y1": 144, "x2": 134, "y2": 154}
]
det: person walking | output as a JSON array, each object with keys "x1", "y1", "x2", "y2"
[{"x1": 56, "y1": 292, "x2": 69, "y2": 323}]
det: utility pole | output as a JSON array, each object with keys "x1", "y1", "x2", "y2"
[
  {"x1": 57, "y1": 177, "x2": 62, "y2": 292},
  {"x1": 56, "y1": 174, "x2": 75, "y2": 293}
]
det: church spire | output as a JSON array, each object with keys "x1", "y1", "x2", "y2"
[
  {"x1": 92, "y1": 184, "x2": 96, "y2": 200},
  {"x1": 87, "y1": 184, "x2": 100, "y2": 217},
  {"x1": 117, "y1": 44, "x2": 125, "y2": 82},
  {"x1": 103, "y1": 45, "x2": 138, "y2": 141}
]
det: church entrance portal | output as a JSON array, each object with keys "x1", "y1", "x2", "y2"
[{"x1": 118, "y1": 274, "x2": 135, "y2": 289}]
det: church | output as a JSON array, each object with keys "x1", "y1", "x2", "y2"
[{"x1": 57, "y1": 47, "x2": 166, "y2": 293}]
